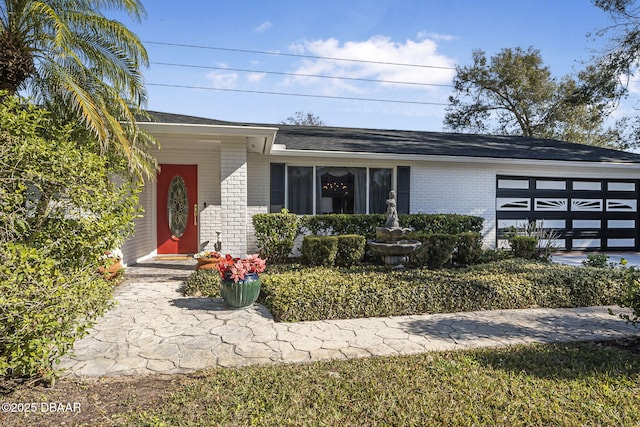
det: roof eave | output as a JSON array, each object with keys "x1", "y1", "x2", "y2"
[{"x1": 269, "y1": 146, "x2": 640, "y2": 168}]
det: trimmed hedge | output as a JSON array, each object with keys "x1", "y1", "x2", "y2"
[
  {"x1": 300, "y1": 235, "x2": 366, "y2": 267},
  {"x1": 453, "y1": 232, "x2": 483, "y2": 266},
  {"x1": 260, "y1": 259, "x2": 634, "y2": 322},
  {"x1": 301, "y1": 236, "x2": 338, "y2": 266},
  {"x1": 300, "y1": 213, "x2": 483, "y2": 240},
  {"x1": 510, "y1": 236, "x2": 538, "y2": 259},
  {"x1": 408, "y1": 232, "x2": 457, "y2": 269},
  {"x1": 336, "y1": 235, "x2": 366, "y2": 267},
  {"x1": 253, "y1": 210, "x2": 299, "y2": 263}
]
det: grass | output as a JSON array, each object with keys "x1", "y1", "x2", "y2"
[
  {"x1": 5, "y1": 340, "x2": 639, "y2": 426},
  {"x1": 126, "y1": 342, "x2": 640, "y2": 426}
]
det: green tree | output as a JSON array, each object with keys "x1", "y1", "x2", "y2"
[
  {"x1": 0, "y1": 0, "x2": 156, "y2": 177},
  {"x1": 281, "y1": 111, "x2": 327, "y2": 126},
  {"x1": 445, "y1": 47, "x2": 621, "y2": 147}
]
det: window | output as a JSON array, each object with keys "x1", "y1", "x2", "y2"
[
  {"x1": 270, "y1": 164, "x2": 285, "y2": 213},
  {"x1": 270, "y1": 164, "x2": 408, "y2": 215},
  {"x1": 317, "y1": 167, "x2": 366, "y2": 214},
  {"x1": 287, "y1": 166, "x2": 313, "y2": 214},
  {"x1": 369, "y1": 168, "x2": 392, "y2": 213}
]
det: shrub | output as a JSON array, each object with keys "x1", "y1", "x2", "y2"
[
  {"x1": 259, "y1": 259, "x2": 631, "y2": 322},
  {"x1": 618, "y1": 278, "x2": 640, "y2": 326},
  {"x1": 300, "y1": 213, "x2": 484, "y2": 241},
  {"x1": 408, "y1": 232, "x2": 457, "y2": 269},
  {"x1": 335, "y1": 235, "x2": 366, "y2": 267},
  {"x1": 509, "y1": 236, "x2": 538, "y2": 259},
  {"x1": 0, "y1": 95, "x2": 140, "y2": 383},
  {"x1": 582, "y1": 253, "x2": 610, "y2": 268},
  {"x1": 301, "y1": 236, "x2": 338, "y2": 266},
  {"x1": 453, "y1": 232, "x2": 483, "y2": 266},
  {"x1": 0, "y1": 244, "x2": 113, "y2": 382},
  {"x1": 182, "y1": 269, "x2": 221, "y2": 297},
  {"x1": 401, "y1": 213, "x2": 484, "y2": 234},
  {"x1": 253, "y1": 210, "x2": 299, "y2": 263}
]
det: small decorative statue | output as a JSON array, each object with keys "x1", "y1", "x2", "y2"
[{"x1": 385, "y1": 190, "x2": 400, "y2": 228}]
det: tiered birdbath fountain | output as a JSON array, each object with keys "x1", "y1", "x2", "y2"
[{"x1": 368, "y1": 191, "x2": 421, "y2": 269}]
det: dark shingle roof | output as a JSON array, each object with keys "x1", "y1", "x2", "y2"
[
  {"x1": 141, "y1": 111, "x2": 640, "y2": 163},
  {"x1": 275, "y1": 125, "x2": 640, "y2": 163}
]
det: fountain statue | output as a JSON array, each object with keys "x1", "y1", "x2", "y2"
[{"x1": 368, "y1": 191, "x2": 421, "y2": 269}]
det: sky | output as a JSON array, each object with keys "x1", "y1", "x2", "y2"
[{"x1": 117, "y1": 0, "x2": 631, "y2": 131}]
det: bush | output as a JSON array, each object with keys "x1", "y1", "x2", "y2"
[
  {"x1": 0, "y1": 95, "x2": 140, "y2": 383},
  {"x1": 182, "y1": 269, "x2": 221, "y2": 297},
  {"x1": 582, "y1": 253, "x2": 610, "y2": 268},
  {"x1": 300, "y1": 213, "x2": 484, "y2": 241},
  {"x1": 618, "y1": 278, "x2": 640, "y2": 326},
  {"x1": 253, "y1": 210, "x2": 299, "y2": 263},
  {"x1": 401, "y1": 214, "x2": 484, "y2": 234},
  {"x1": 0, "y1": 244, "x2": 113, "y2": 382},
  {"x1": 301, "y1": 236, "x2": 338, "y2": 266},
  {"x1": 336, "y1": 235, "x2": 366, "y2": 267},
  {"x1": 408, "y1": 232, "x2": 457, "y2": 269},
  {"x1": 259, "y1": 259, "x2": 632, "y2": 322},
  {"x1": 509, "y1": 236, "x2": 538, "y2": 259},
  {"x1": 453, "y1": 232, "x2": 483, "y2": 266}
]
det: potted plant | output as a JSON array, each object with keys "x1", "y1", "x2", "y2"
[
  {"x1": 99, "y1": 248, "x2": 124, "y2": 280},
  {"x1": 214, "y1": 253, "x2": 267, "y2": 308},
  {"x1": 194, "y1": 250, "x2": 222, "y2": 270}
]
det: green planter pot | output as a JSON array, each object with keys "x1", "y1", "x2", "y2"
[{"x1": 220, "y1": 273, "x2": 261, "y2": 308}]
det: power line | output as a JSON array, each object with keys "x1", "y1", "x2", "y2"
[
  {"x1": 144, "y1": 40, "x2": 457, "y2": 70},
  {"x1": 151, "y1": 61, "x2": 454, "y2": 88},
  {"x1": 147, "y1": 82, "x2": 450, "y2": 106}
]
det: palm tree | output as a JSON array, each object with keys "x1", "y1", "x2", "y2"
[{"x1": 0, "y1": 0, "x2": 156, "y2": 177}]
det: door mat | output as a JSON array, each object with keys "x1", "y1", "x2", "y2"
[{"x1": 153, "y1": 256, "x2": 194, "y2": 261}]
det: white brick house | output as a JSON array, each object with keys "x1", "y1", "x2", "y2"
[{"x1": 121, "y1": 112, "x2": 640, "y2": 265}]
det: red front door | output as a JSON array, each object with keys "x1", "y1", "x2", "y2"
[{"x1": 157, "y1": 164, "x2": 198, "y2": 254}]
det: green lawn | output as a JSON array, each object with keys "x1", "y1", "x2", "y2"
[{"x1": 123, "y1": 341, "x2": 640, "y2": 426}]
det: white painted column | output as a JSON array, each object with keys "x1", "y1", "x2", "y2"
[{"x1": 220, "y1": 141, "x2": 248, "y2": 256}]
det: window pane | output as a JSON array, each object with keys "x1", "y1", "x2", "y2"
[
  {"x1": 397, "y1": 166, "x2": 410, "y2": 214},
  {"x1": 270, "y1": 163, "x2": 285, "y2": 213},
  {"x1": 287, "y1": 166, "x2": 313, "y2": 214},
  {"x1": 316, "y1": 167, "x2": 366, "y2": 214},
  {"x1": 369, "y1": 168, "x2": 392, "y2": 213}
]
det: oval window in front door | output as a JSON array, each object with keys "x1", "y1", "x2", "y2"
[{"x1": 167, "y1": 175, "x2": 188, "y2": 238}]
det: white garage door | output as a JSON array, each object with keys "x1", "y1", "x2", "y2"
[{"x1": 496, "y1": 175, "x2": 639, "y2": 251}]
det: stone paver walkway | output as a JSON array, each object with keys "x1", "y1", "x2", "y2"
[{"x1": 58, "y1": 260, "x2": 640, "y2": 377}]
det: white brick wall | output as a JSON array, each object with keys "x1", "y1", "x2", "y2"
[
  {"x1": 411, "y1": 162, "x2": 496, "y2": 247},
  {"x1": 220, "y1": 141, "x2": 248, "y2": 256},
  {"x1": 124, "y1": 134, "x2": 640, "y2": 262}
]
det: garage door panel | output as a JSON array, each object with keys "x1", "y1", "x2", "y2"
[{"x1": 496, "y1": 175, "x2": 639, "y2": 251}]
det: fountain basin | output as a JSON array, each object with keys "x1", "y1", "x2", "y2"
[
  {"x1": 368, "y1": 239, "x2": 422, "y2": 255},
  {"x1": 375, "y1": 227, "x2": 414, "y2": 243}
]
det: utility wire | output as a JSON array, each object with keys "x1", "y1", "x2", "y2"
[
  {"x1": 145, "y1": 40, "x2": 457, "y2": 70},
  {"x1": 147, "y1": 82, "x2": 450, "y2": 106},
  {"x1": 151, "y1": 61, "x2": 454, "y2": 88}
]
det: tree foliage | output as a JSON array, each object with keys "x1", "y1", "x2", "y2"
[
  {"x1": 281, "y1": 111, "x2": 327, "y2": 126},
  {"x1": 445, "y1": 47, "x2": 623, "y2": 147},
  {"x1": 0, "y1": 0, "x2": 157, "y2": 177},
  {"x1": 0, "y1": 95, "x2": 141, "y2": 382}
]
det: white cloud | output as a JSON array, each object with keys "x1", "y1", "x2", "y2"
[
  {"x1": 417, "y1": 31, "x2": 456, "y2": 42},
  {"x1": 247, "y1": 72, "x2": 267, "y2": 83},
  {"x1": 254, "y1": 21, "x2": 272, "y2": 33},
  {"x1": 286, "y1": 35, "x2": 456, "y2": 95},
  {"x1": 206, "y1": 71, "x2": 238, "y2": 89}
]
